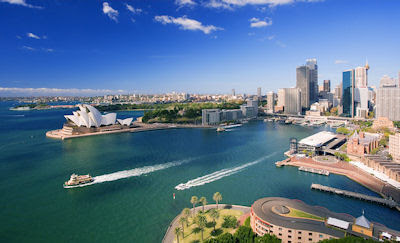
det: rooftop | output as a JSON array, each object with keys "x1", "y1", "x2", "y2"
[{"x1": 298, "y1": 131, "x2": 337, "y2": 147}]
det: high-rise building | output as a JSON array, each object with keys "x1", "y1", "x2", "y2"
[
  {"x1": 342, "y1": 69, "x2": 355, "y2": 117},
  {"x1": 296, "y1": 65, "x2": 311, "y2": 109},
  {"x1": 355, "y1": 66, "x2": 368, "y2": 88},
  {"x1": 334, "y1": 84, "x2": 342, "y2": 99},
  {"x1": 306, "y1": 58, "x2": 318, "y2": 103},
  {"x1": 323, "y1": 80, "x2": 331, "y2": 92},
  {"x1": 354, "y1": 87, "x2": 369, "y2": 118},
  {"x1": 277, "y1": 89, "x2": 285, "y2": 107},
  {"x1": 257, "y1": 87, "x2": 262, "y2": 98},
  {"x1": 266, "y1": 91, "x2": 275, "y2": 113},
  {"x1": 380, "y1": 75, "x2": 397, "y2": 87},
  {"x1": 232, "y1": 89, "x2": 236, "y2": 96},
  {"x1": 376, "y1": 86, "x2": 400, "y2": 121},
  {"x1": 283, "y1": 88, "x2": 301, "y2": 115}
]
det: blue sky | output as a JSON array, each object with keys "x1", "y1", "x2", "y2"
[{"x1": 0, "y1": 0, "x2": 399, "y2": 96}]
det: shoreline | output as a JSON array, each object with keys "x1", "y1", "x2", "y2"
[
  {"x1": 162, "y1": 204, "x2": 250, "y2": 243},
  {"x1": 46, "y1": 122, "x2": 213, "y2": 140},
  {"x1": 279, "y1": 156, "x2": 400, "y2": 205}
]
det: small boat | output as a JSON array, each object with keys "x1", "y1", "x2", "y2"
[
  {"x1": 64, "y1": 174, "x2": 94, "y2": 188},
  {"x1": 223, "y1": 124, "x2": 242, "y2": 129},
  {"x1": 217, "y1": 127, "x2": 226, "y2": 132}
]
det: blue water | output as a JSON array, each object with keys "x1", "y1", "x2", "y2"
[{"x1": 0, "y1": 101, "x2": 399, "y2": 242}]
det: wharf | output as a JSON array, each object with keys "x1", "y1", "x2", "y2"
[
  {"x1": 311, "y1": 183, "x2": 399, "y2": 209},
  {"x1": 46, "y1": 123, "x2": 211, "y2": 140},
  {"x1": 299, "y1": 166, "x2": 329, "y2": 176},
  {"x1": 275, "y1": 158, "x2": 291, "y2": 167}
]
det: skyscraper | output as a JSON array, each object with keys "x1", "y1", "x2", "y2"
[
  {"x1": 323, "y1": 80, "x2": 331, "y2": 92},
  {"x1": 306, "y1": 58, "x2": 318, "y2": 103},
  {"x1": 296, "y1": 65, "x2": 311, "y2": 109},
  {"x1": 376, "y1": 76, "x2": 400, "y2": 121},
  {"x1": 232, "y1": 89, "x2": 236, "y2": 96},
  {"x1": 266, "y1": 91, "x2": 275, "y2": 113},
  {"x1": 355, "y1": 66, "x2": 368, "y2": 88},
  {"x1": 257, "y1": 87, "x2": 262, "y2": 98},
  {"x1": 342, "y1": 69, "x2": 355, "y2": 117},
  {"x1": 277, "y1": 89, "x2": 285, "y2": 107},
  {"x1": 283, "y1": 88, "x2": 301, "y2": 115}
]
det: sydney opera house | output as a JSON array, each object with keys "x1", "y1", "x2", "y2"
[{"x1": 64, "y1": 104, "x2": 133, "y2": 128}]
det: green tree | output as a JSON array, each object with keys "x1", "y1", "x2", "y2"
[
  {"x1": 213, "y1": 192, "x2": 222, "y2": 209},
  {"x1": 196, "y1": 214, "x2": 207, "y2": 242},
  {"x1": 255, "y1": 234, "x2": 281, "y2": 243},
  {"x1": 217, "y1": 232, "x2": 237, "y2": 243},
  {"x1": 179, "y1": 217, "x2": 186, "y2": 235},
  {"x1": 222, "y1": 215, "x2": 237, "y2": 228},
  {"x1": 209, "y1": 208, "x2": 220, "y2": 231},
  {"x1": 336, "y1": 127, "x2": 350, "y2": 135},
  {"x1": 199, "y1": 196, "x2": 208, "y2": 212},
  {"x1": 234, "y1": 226, "x2": 255, "y2": 243},
  {"x1": 191, "y1": 196, "x2": 198, "y2": 216},
  {"x1": 175, "y1": 227, "x2": 182, "y2": 243},
  {"x1": 182, "y1": 208, "x2": 191, "y2": 226}
]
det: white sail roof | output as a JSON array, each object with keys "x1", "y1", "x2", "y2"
[{"x1": 64, "y1": 104, "x2": 125, "y2": 128}]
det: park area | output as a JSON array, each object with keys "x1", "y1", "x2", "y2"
[{"x1": 173, "y1": 207, "x2": 243, "y2": 243}]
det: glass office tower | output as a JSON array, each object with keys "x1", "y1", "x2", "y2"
[{"x1": 342, "y1": 69, "x2": 355, "y2": 117}]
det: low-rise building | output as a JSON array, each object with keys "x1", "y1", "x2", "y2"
[
  {"x1": 250, "y1": 197, "x2": 399, "y2": 243},
  {"x1": 347, "y1": 131, "x2": 380, "y2": 156},
  {"x1": 372, "y1": 117, "x2": 395, "y2": 131},
  {"x1": 389, "y1": 133, "x2": 400, "y2": 164},
  {"x1": 361, "y1": 155, "x2": 400, "y2": 182}
]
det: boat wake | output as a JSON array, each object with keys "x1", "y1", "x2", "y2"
[
  {"x1": 74, "y1": 158, "x2": 193, "y2": 187},
  {"x1": 175, "y1": 152, "x2": 278, "y2": 190}
]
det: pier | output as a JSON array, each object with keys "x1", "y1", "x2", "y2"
[
  {"x1": 311, "y1": 184, "x2": 399, "y2": 209},
  {"x1": 299, "y1": 167, "x2": 329, "y2": 176}
]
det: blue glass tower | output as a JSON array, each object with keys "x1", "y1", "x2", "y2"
[{"x1": 342, "y1": 69, "x2": 355, "y2": 117}]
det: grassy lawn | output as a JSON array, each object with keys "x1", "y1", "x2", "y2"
[
  {"x1": 174, "y1": 208, "x2": 243, "y2": 243},
  {"x1": 286, "y1": 207, "x2": 324, "y2": 221}
]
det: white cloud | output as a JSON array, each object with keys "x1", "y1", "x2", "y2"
[
  {"x1": 0, "y1": 87, "x2": 127, "y2": 97},
  {"x1": 103, "y1": 2, "x2": 119, "y2": 22},
  {"x1": 335, "y1": 60, "x2": 348, "y2": 64},
  {"x1": 27, "y1": 32, "x2": 40, "y2": 39},
  {"x1": 175, "y1": 0, "x2": 196, "y2": 7},
  {"x1": 205, "y1": 0, "x2": 323, "y2": 9},
  {"x1": 154, "y1": 15, "x2": 223, "y2": 34},
  {"x1": 22, "y1": 45, "x2": 35, "y2": 51},
  {"x1": 249, "y1": 17, "x2": 272, "y2": 28},
  {"x1": 0, "y1": 0, "x2": 42, "y2": 9},
  {"x1": 126, "y1": 4, "x2": 142, "y2": 14},
  {"x1": 275, "y1": 40, "x2": 286, "y2": 47}
]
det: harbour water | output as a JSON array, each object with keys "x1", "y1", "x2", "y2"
[{"x1": 0, "y1": 101, "x2": 399, "y2": 242}]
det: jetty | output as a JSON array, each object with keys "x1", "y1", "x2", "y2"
[
  {"x1": 275, "y1": 158, "x2": 291, "y2": 167},
  {"x1": 299, "y1": 166, "x2": 329, "y2": 176},
  {"x1": 311, "y1": 184, "x2": 399, "y2": 209}
]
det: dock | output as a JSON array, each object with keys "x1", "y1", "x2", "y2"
[
  {"x1": 275, "y1": 158, "x2": 291, "y2": 167},
  {"x1": 299, "y1": 167, "x2": 329, "y2": 176},
  {"x1": 311, "y1": 184, "x2": 399, "y2": 208}
]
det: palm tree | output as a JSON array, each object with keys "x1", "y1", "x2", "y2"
[
  {"x1": 175, "y1": 227, "x2": 182, "y2": 243},
  {"x1": 182, "y1": 208, "x2": 191, "y2": 226},
  {"x1": 199, "y1": 196, "x2": 207, "y2": 212},
  {"x1": 196, "y1": 214, "x2": 207, "y2": 242},
  {"x1": 213, "y1": 192, "x2": 222, "y2": 209},
  {"x1": 209, "y1": 208, "x2": 220, "y2": 231},
  {"x1": 190, "y1": 196, "x2": 198, "y2": 216},
  {"x1": 179, "y1": 217, "x2": 186, "y2": 235}
]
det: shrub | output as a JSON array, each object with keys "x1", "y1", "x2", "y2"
[{"x1": 222, "y1": 215, "x2": 238, "y2": 229}]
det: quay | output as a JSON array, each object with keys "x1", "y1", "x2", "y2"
[
  {"x1": 46, "y1": 122, "x2": 211, "y2": 140},
  {"x1": 299, "y1": 166, "x2": 329, "y2": 176},
  {"x1": 311, "y1": 183, "x2": 399, "y2": 209}
]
